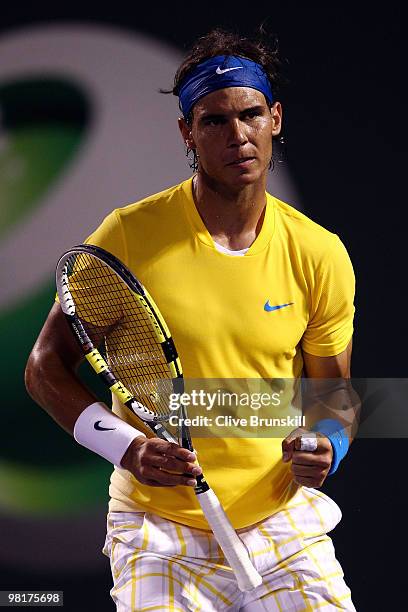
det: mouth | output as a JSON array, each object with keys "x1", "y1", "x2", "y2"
[{"x1": 226, "y1": 156, "x2": 256, "y2": 167}]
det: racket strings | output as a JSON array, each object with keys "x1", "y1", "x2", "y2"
[{"x1": 65, "y1": 252, "x2": 174, "y2": 418}]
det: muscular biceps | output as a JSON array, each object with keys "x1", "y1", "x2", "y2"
[
  {"x1": 25, "y1": 303, "x2": 112, "y2": 433},
  {"x1": 303, "y1": 339, "x2": 352, "y2": 379}
]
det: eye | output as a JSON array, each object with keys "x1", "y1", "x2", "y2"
[
  {"x1": 244, "y1": 110, "x2": 261, "y2": 119},
  {"x1": 202, "y1": 116, "x2": 225, "y2": 126}
]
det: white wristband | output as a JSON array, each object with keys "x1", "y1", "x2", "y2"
[{"x1": 73, "y1": 402, "x2": 146, "y2": 467}]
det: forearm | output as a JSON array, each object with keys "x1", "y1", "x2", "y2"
[
  {"x1": 25, "y1": 347, "x2": 97, "y2": 435},
  {"x1": 25, "y1": 304, "x2": 162, "y2": 474},
  {"x1": 301, "y1": 379, "x2": 361, "y2": 444}
]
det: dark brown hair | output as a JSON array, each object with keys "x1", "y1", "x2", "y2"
[{"x1": 162, "y1": 26, "x2": 286, "y2": 124}]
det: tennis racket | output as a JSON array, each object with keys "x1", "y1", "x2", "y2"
[{"x1": 56, "y1": 244, "x2": 262, "y2": 592}]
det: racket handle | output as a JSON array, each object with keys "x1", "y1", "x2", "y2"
[{"x1": 197, "y1": 489, "x2": 262, "y2": 592}]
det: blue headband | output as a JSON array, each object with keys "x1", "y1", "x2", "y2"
[{"x1": 178, "y1": 55, "x2": 273, "y2": 118}]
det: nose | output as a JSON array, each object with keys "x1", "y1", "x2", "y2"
[{"x1": 227, "y1": 118, "x2": 248, "y2": 147}]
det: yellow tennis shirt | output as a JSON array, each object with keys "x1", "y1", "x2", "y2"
[{"x1": 84, "y1": 177, "x2": 355, "y2": 529}]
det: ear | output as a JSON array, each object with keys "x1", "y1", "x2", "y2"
[
  {"x1": 270, "y1": 102, "x2": 283, "y2": 137},
  {"x1": 178, "y1": 117, "x2": 195, "y2": 149}
]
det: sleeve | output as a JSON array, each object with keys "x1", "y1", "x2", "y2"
[
  {"x1": 55, "y1": 208, "x2": 127, "y2": 306},
  {"x1": 301, "y1": 235, "x2": 355, "y2": 357},
  {"x1": 84, "y1": 209, "x2": 128, "y2": 265}
]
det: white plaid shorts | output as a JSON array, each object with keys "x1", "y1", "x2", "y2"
[{"x1": 103, "y1": 487, "x2": 355, "y2": 611}]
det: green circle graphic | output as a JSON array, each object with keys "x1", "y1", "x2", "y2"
[{"x1": 0, "y1": 77, "x2": 112, "y2": 515}]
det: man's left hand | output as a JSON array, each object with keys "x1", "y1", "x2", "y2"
[{"x1": 282, "y1": 427, "x2": 333, "y2": 488}]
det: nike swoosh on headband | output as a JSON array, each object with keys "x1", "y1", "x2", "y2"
[
  {"x1": 264, "y1": 301, "x2": 294, "y2": 312},
  {"x1": 94, "y1": 420, "x2": 116, "y2": 431},
  {"x1": 216, "y1": 66, "x2": 244, "y2": 74}
]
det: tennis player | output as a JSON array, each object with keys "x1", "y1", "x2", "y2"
[{"x1": 25, "y1": 28, "x2": 358, "y2": 611}]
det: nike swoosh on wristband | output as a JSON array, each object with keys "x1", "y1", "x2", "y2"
[
  {"x1": 216, "y1": 66, "x2": 243, "y2": 74},
  {"x1": 94, "y1": 420, "x2": 116, "y2": 431},
  {"x1": 264, "y1": 301, "x2": 294, "y2": 312}
]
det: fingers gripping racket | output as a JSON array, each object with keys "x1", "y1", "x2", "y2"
[{"x1": 56, "y1": 244, "x2": 262, "y2": 592}]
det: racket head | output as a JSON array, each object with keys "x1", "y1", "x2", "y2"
[{"x1": 56, "y1": 244, "x2": 183, "y2": 433}]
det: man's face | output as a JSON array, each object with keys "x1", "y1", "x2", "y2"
[{"x1": 179, "y1": 87, "x2": 282, "y2": 190}]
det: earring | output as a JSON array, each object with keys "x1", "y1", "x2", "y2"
[
  {"x1": 185, "y1": 145, "x2": 198, "y2": 172},
  {"x1": 270, "y1": 135, "x2": 286, "y2": 171},
  {"x1": 277, "y1": 136, "x2": 286, "y2": 163}
]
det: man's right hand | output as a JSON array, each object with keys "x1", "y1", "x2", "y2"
[{"x1": 120, "y1": 437, "x2": 202, "y2": 487}]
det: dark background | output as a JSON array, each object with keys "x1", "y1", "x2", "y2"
[{"x1": 1, "y1": 3, "x2": 406, "y2": 610}]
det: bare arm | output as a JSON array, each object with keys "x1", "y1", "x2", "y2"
[
  {"x1": 302, "y1": 339, "x2": 360, "y2": 445},
  {"x1": 25, "y1": 302, "x2": 97, "y2": 434},
  {"x1": 25, "y1": 303, "x2": 201, "y2": 486},
  {"x1": 282, "y1": 339, "x2": 360, "y2": 487}
]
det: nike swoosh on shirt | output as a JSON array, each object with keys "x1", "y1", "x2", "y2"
[
  {"x1": 216, "y1": 66, "x2": 243, "y2": 74},
  {"x1": 264, "y1": 301, "x2": 294, "y2": 312},
  {"x1": 94, "y1": 420, "x2": 116, "y2": 431}
]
